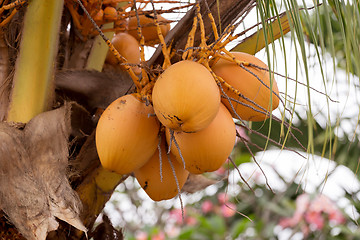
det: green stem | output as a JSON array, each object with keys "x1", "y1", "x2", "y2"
[
  {"x1": 7, "y1": 0, "x2": 64, "y2": 123},
  {"x1": 86, "y1": 23, "x2": 115, "y2": 71}
]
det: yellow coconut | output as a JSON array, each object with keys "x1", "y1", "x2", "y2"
[
  {"x1": 134, "y1": 138, "x2": 189, "y2": 201},
  {"x1": 95, "y1": 94, "x2": 160, "y2": 174},
  {"x1": 105, "y1": 32, "x2": 141, "y2": 75},
  {"x1": 152, "y1": 60, "x2": 220, "y2": 133},
  {"x1": 127, "y1": 14, "x2": 170, "y2": 45},
  {"x1": 103, "y1": 6, "x2": 117, "y2": 22},
  {"x1": 166, "y1": 104, "x2": 236, "y2": 174},
  {"x1": 93, "y1": 9, "x2": 104, "y2": 24},
  {"x1": 212, "y1": 52, "x2": 279, "y2": 121}
]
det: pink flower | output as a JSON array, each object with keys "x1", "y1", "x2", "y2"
[
  {"x1": 135, "y1": 231, "x2": 148, "y2": 240},
  {"x1": 217, "y1": 192, "x2": 229, "y2": 204},
  {"x1": 280, "y1": 193, "x2": 310, "y2": 228},
  {"x1": 279, "y1": 193, "x2": 346, "y2": 234},
  {"x1": 329, "y1": 210, "x2": 346, "y2": 224},
  {"x1": 152, "y1": 231, "x2": 165, "y2": 240},
  {"x1": 305, "y1": 210, "x2": 324, "y2": 230},
  {"x1": 310, "y1": 194, "x2": 345, "y2": 225},
  {"x1": 221, "y1": 203, "x2": 236, "y2": 218},
  {"x1": 278, "y1": 217, "x2": 297, "y2": 228},
  {"x1": 201, "y1": 200, "x2": 214, "y2": 214},
  {"x1": 310, "y1": 195, "x2": 332, "y2": 212},
  {"x1": 169, "y1": 208, "x2": 185, "y2": 224},
  {"x1": 186, "y1": 216, "x2": 198, "y2": 226}
]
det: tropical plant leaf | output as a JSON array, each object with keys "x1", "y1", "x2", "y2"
[{"x1": 231, "y1": 11, "x2": 292, "y2": 55}]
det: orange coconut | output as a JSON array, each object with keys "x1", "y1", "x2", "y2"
[
  {"x1": 95, "y1": 94, "x2": 160, "y2": 174},
  {"x1": 152, "y1": 60, "x2": 220, "y2": 133},
  {"x1": 93, "y1": 9, "x2": 104, "y2": 24},
  {"x1": 134, "y1": 138, "x2": 189, "y2": 201},
  {"x1": 212, "y1": 52, "x2": 279, "y2": 121},
  {"x1": 103, "y1": 6, "x2": 117, "y2": 22},
  {"x1": 166, "y1": 104, "x2": 236, "y2": 174},
  {"x1": 127, "y1": 14, "x2": 170, "y2": 45},
  {"x1": 105, "y1": 32, "x2": 141, "y2": 75}
]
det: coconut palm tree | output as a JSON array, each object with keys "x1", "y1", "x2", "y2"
[{"x1": 0, "y1": 0, "x2": 359, "y2": 239}]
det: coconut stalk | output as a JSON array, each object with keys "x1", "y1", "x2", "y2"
[
  {"x1": 7, "y1": 0, "x2": 64, "y2": 123},
  {"x1": 85, "y1": 1, "x2": 129, "y2": 71},
  {"x1": 85, "y1": 23, "x2": 115, "y2": 71}
]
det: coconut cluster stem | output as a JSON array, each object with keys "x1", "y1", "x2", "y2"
[
  {"x1": 7, "y1": 0, "x2": 64, "y2": 123},
  {"x1": 86, "y1": 23, "x2": 115, "y2": 71}
]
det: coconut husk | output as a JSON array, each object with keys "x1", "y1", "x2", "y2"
[{"x1": 0, "y1": 102, "x2": 87, "y2": 240}]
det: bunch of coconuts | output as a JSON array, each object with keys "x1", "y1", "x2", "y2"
[{"x1": 96, "y1": 52, "x2": 279, "y2": 201}]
